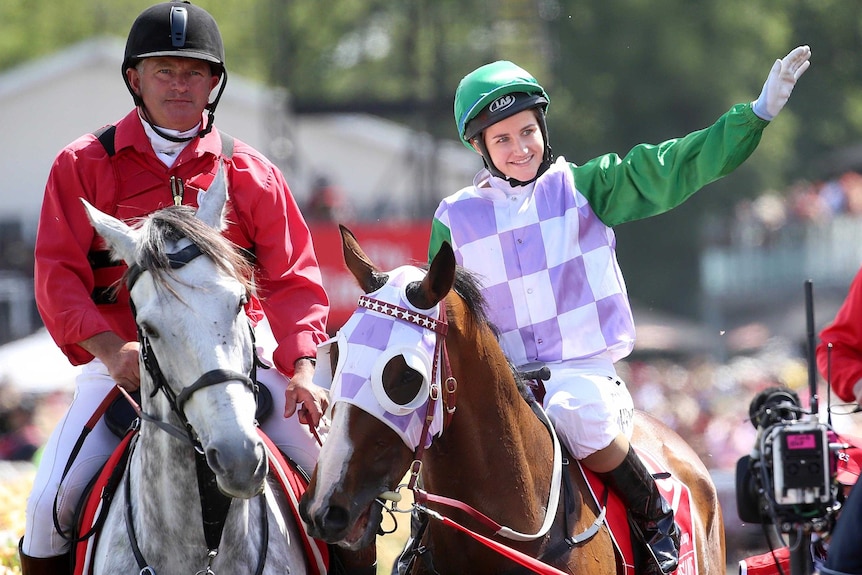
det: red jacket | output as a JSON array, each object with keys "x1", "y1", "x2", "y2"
[
  {"x1": 34, "y1": 110, "x2": 329, "y2": 377},
  {"x1": 817, "y1": 267, "x2": 862, "y2": 403}
]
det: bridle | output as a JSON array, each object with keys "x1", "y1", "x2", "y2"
[
  {"x1": 356, "y1": 294, "x2": 457, "y2": 458},
  {"x1": 124, "y1": 241, "x2": 268, "y2": 575},
  {"x1": 126, "y1": 242, "x2": 262, "y2": 446},
  {"x1": 356, "y1": 291, "x2": 568, "y2": 542}
]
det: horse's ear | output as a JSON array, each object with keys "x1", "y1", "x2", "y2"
[
  {"x1": 196, "y1": 161, "x2": 228, "y2": 230},
  {"x1": 412, "y1": 241, "x2": 455, "y2": 309},
  {"x1": 81, "y1": 198, "x2": 139, "y2": 265},
  {"x1": 340, "y1": 225, "x2": 387, "y2": 294}
]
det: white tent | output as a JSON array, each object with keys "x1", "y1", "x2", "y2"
[{"x1": 0, "y1": 329, "x2": 77, "y2": 393}]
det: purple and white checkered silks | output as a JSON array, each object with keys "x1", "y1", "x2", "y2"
[
  {"x1": 313, "y1": 265, "x2": 444, "y2": 451},
  {"x1": 433, "y1": 157, "x2": 635, "y2": 367}
]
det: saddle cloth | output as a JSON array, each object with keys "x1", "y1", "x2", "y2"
[
  {"x1": 580, "y1": 447, "x2": 698, "y2": 575},
  {"x1": 72, "y1": 428, "x2": 329, "y2": 575},
  {"x1": 738, "y1": 547, "x2": 790, "y2": 575}
]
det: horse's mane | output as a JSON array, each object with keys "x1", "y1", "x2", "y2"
[
  {"x1": 449, "y1": 265, "x2": 490, "y2": 329},
  {"x1": 448, "y1": 265, "x2": 533, "y2": 402},
  {"x1": 124, "y1": 205, "x2": 255, "y2": 292}
]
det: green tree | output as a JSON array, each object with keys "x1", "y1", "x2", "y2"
[
  {"x1": 0, "y1": 0, "x2": 137, "y2": 69},
  {"x1": 5, "y1": 0, "x2": 862, "y2": 317},
  {"x1": 536, "y1": 0, "x2": 812, "y2": 314},
  {"x1": 790, "y1": 0, "x2": 862, "y2": 175},
  {"x1": 0, "y1": 0, "x2": 272, "y2": 82}
]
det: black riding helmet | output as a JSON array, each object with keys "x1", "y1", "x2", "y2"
[{"x1": 122, "y1": 1, "x2": 227, "y2": 141}]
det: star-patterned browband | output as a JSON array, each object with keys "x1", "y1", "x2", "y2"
[{"x1": 358, "y1": 295, "x2": 448, "y2": 336}]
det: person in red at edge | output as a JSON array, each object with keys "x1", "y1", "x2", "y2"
[
  {"x1": 817, "y1": 270, "x2": 862, "y2": 575},
  {"x1": 18, "y1": 3, "x2": 373, "y2": 574}
]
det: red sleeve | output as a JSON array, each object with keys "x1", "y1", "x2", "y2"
[
  {"x1": 34, "y1": 140, "x2": 124, "y2": 365},
  {"x1": 225, "y1": 150, "x2": 329, "y2": 377},
  {"x1": 817, "y1": 268, "x2": 862, "y2": 403}
]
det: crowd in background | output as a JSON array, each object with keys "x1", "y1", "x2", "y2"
[
  {"x1": 4, "y1": 334, "x2": 859, "y2": 473},
  {"x1": 621, "y1": 341, "x2": 809, "y2": 471},
  {"x1": 708, "y1": 170, "x2": 862, "y2": 249},
  {"x1": 0, "y1": 381, "x2": 68, "y2": 464}
]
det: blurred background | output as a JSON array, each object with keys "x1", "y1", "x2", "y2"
[{"x1": 2, "y1": 0, "x2": 862, "y2": 570}]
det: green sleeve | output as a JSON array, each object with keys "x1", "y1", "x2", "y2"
[
  {"x1": 428, "y1": 217, "x2": 452, "y2": 263},
  {"x1": 573, "y1": 103, "x2": 769, "y2": 227}
]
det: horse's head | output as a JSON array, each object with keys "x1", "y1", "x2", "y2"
[
  {"x1": 300, "y1": 226, "x2": 458, "y2": 548},
  {"x1": 82, "y1": 164, "x2": 267, "y2": 499}
]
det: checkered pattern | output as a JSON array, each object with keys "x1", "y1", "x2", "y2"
[
  {"x1": 329, "y1": 265, "x2": 444, "y2": 450},
  {"x1": 433, "y1": 157, "x2": 635, "y2": 367}
]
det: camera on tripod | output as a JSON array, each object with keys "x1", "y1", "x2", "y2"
[{"x1": 736, "y1": 386, "x2": 840, "y2": 532}]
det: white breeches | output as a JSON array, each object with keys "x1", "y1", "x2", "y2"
[{"x1": 541, "y1": 361, "x2": 635, "y2": 460}]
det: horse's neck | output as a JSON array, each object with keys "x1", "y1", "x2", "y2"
[
  {"x1": 136, "y1": 390, "x2": 199, "y2": 496},
  {"x1": 428, "y1": 363, "x2": 554, "y2": 513},
  {"x1": 131, "y1": 391, "x2": 251, "y2": 550},
  {"x1": 418, "y1": 363, "x2": 558, "y2": 570}
]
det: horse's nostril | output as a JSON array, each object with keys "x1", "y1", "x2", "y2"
[
  {"x1": 205, "y1": 441, "x2": 267, "y2": 479},
  {"x1": 205, "y1": 446, "x2": 225, "y2": 475},
  {"x1": 322, "y1": 505, "x2": 349, "y2": 534}
]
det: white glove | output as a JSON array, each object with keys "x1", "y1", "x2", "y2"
[{"x1": 752, "y1": 45, "x2": 811, "y2": 121}]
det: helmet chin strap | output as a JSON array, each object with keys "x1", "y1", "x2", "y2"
[{"x1": 139, "y1": 106, "x2": 198, "y2": 143}]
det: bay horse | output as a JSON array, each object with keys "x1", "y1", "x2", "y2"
[
  {"x1": 80, "y1": 165, "x2": 318, "y2": 575},
  {"x1": 300, "y1": 226, "x2": 725, "y2": 574}
]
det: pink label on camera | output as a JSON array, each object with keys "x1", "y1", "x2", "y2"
[{"x1": 787, "y1": 434, "x2": 817, "y2": 450}]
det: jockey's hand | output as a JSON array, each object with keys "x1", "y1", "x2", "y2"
[
  {"x1": 284, "y1": 357, "x2": 329, "y2": 428},
  {"x1": 752, "y1": 45, "x2": 811, "y2": 121},
  {"x1": 107, "y1": 342, "x2": 142, "y2": 392},
  {"x1": 80, "y1": 331, "x2": 141, "y2": 392}
]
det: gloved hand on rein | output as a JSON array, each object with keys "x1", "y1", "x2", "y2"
[{"x1": 752, "y1": 45, "x2": 812, "y2": 121}]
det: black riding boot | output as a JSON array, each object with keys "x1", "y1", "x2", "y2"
[
  {"x1": 18, "y1": 538, "x2": 72, "y2": 575},
  {"x1": 345, "y1": 563, "x2": 378, "y2": 575},
  {"x1": 598, "y1": 446, "x2": 680, "y2": 575}
]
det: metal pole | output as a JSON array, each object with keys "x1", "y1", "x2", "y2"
[
  {"x1": 789, "y1": 528, "x2": 813, "y2": 575},
  {"x1": 805, "y1": 280, "x2": 819, "y2": 416}
]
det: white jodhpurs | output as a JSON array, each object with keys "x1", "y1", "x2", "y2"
[
  {"x1": 541, "y1": 360, "x2": 635, "y2": 461},
  {"x1": 23, "y1": 360, "x2": 119, "y2": 558}
]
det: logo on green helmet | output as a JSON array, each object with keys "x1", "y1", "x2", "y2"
[{"x1": 488, "y1": 95, "x2": 517, "y2": 114}]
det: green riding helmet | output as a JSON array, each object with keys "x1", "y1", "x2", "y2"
[
  {"x1": 454, "y1": 61, "x2": 549, "y2": 147},
  {"x1": 454, "y1": 61, "x2": 553, "y2": 185}
]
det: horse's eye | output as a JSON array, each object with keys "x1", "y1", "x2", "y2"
[
  {"x1": 402, "y1": 369, "x2": 422, "y2": 386},
  {"x1": 140, "y1": 322, "x2": 160, "y2": 339},
  {"x1": 382, "y1": 357, "x2": 424, "y2": 406},
  {"x1": 238, "y1": 293, "x2": 248, "y2": 313}
]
